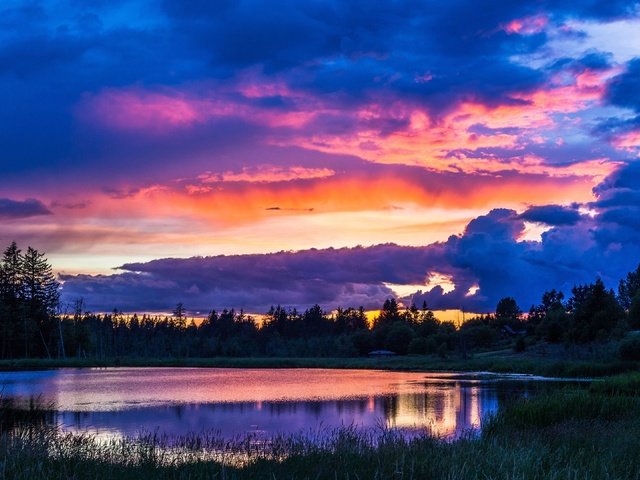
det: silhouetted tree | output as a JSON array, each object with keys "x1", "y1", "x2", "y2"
[
  {"x1": 0, "y1": 242, "x2": 23, "y2": 358},
  {"x1": 568, "y1": 279, "x2": 624, "y2": 342},
  {"x1": 0, "y1": 242, "x2": 60, "y2": 358},
  {"x1": 385, "y1": 322, "x2": 416, "y2": 354},
  {"x1": 619, "y1": 264, "x2": 640, "y2": 310},
  {"x1": 173, "y1": 302, "x2": 186, "y2": 328},
  {"x1": 495, "y1": 297, "x2": 521, "y2": 321},
  {"x1": 530, "y1": 290, "x2": 568, "y2": 343},
  {"x1": 376, "y1": 298, "x2": 401, "y2": 326},
  {"x1": 628, "y1": 292, "x2": 640, "y2": 330}
]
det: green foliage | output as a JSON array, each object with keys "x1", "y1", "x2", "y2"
[
  {"x1": 407, "y1": 337, "x2": 428, "y2": 354},
  {"x1": 536, "y1": 307, "x2": 568, "y2": 343},
  {"x1": 629, "y1": 292, "x2": 640, "y2": 329},
  {"x1": 568, "y1": 279, "x2": 625, "y2": 342},
  {"x1": 350, "y1": 330, "x2": 372, "y2": 356},
  {"x1": 384, "y1": 322, "x2": 416, "y2": 354},
  {"x1": 619, "y1": 264, "x2": 640, "y2": 310},
  {"x1": 619, "y1": 336, "x2": 640, "y2": 361},
  {"x1": 590, "y1": 372, "x2": 640, "y2": 396}
]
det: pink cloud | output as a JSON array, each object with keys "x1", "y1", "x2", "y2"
[
  {"x1": 79, "y1": 85, "x2": 317, "y2": 133},
  {"x1": 195, "y1": 165, "x2": 336, "y2": 185},
  {"x1": 283, "y1": 75, "x2": 610, "y2": 177},
  {"x1": 81, "y1": 89, "x2": 209, "y2": 131},
  {"x1": 503, "y1": 15, "x2": 548, "y2": 35},
  {"x1": 613, "y1": 130, "x2": 640, "y2": 153}
]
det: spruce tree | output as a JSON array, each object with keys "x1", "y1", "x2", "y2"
[
  {"x1": 22, "y1": 247, "x2": 60, "y2": 358},
  {"x1": 0, "y1": 242, "x2": 23, "y2": 358}
]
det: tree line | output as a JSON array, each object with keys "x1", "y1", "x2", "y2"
[{"x1": 1, "y1": 241, "x2": 640, "y2": 360}]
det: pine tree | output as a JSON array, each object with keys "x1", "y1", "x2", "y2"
[
  {"x1": 22, "y1": 247, "x2": 60, "y2": 358},
  {"x1": 0, "y1": 242, "x2": 23, "y2": 358}
]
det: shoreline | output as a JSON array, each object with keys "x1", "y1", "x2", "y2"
[{"x1": 0, "y1": 354, "x2": 636, "y2": 378}]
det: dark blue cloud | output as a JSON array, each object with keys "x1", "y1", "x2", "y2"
[
  {"x1": 0, "y1": 198, "x2": 52, "y2": 218},
  {"x1": 607, "y1": 58, "x2": 640, "y2": 112},
  {"x1": 520, "y1": 205, "x2": 582, "y2": 226}
]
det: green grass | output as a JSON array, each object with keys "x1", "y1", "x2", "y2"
[
  {"x1": 1, "y1": 354, "x2": 637, "y2": 378},
  {"x1": 3, "y1": 373, "x2": 640, "y2": 479}
]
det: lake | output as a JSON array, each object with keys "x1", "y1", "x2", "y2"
[{"x1": 0, "y1": 367, "x2": 577, "y2": 441}]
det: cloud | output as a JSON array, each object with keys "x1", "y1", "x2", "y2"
[
  {"x1": 607, "y1": 58, "x2": 640, "y2": 112},
  {"x1": 0, "y1": 198, "x2": 52, "y2": 219},
  {"x1": 520, "y1": 204, "x2": 582, "y2": 226},
  {"x1": 59, "y1": 160, "x2": 640, "y2": 314},
  {"x1": 3, "y1": 0, "x2": 640, "y2": 314}
]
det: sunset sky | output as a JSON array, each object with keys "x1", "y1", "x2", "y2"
[{"x1": 2, "y1": 0, "x2": 640, "y2": 314}]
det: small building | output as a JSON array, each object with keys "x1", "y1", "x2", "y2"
[
  {"x1": 368, "y1": 350, "x2": 396, "y2": 357},
  {"x1": 502, "y1": 325, "x2": 526, "y2": 336}
]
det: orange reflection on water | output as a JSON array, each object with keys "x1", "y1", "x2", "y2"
[
  {"x1": 1, "y1": 368, "x2": 517, "y2": 440},
  {"x1": 385, "y1": 384, "x2": 489, "y2": 438}
]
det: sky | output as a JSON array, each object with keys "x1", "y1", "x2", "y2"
[{"x1": 1, "y1": 0, "x2": 640, "y2": 314}]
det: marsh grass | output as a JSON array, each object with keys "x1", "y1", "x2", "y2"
[{"x1": 2, "y1": 373, "x2": 640, "y2": 479}]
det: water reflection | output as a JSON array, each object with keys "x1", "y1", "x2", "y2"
[{"x1": 0, "y1": 367, "x2": 566, "y2": 440}]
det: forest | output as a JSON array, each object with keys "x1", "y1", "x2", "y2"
[{"x1": 1, "y1": 241, "x2": 640, "y2": 360}]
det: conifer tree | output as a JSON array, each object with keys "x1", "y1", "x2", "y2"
[{"x1": 0, "y1": 242, "x2": 23, "y2": 358}]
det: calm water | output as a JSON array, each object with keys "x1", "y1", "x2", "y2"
[{"x1": 0, "y1": 367, "x2": 574, "y2": 440}]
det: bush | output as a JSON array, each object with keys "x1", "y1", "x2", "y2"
[
  {"x1": 513, "y1": 337, "x2": 526, "y2": 353},
  {"x1": 619, "y1": 337, "x2": 640, "y2": 361}
]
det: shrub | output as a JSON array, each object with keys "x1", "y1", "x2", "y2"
[
  {"x1": 513, "y1": 337, "x2": 526, "y2": 353},
  {"x1": 619, "y1": 337, "x2": 640, "y2": 361}
]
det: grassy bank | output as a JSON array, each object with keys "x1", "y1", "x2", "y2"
[
  {"x1": 1, "y1": 351, "x2": 638, "y2": 377},
  {"x1": 2, "y1": 373, "x2": 640, "y2": 479}
]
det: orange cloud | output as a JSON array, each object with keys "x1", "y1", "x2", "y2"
[{"x1": 285, "y1": 72, "x2": 614, "y2": 178}]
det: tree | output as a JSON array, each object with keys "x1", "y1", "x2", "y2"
[
  {"x1": 173, "y1": 302, "x2": 186, "y2": 328},
  {"x1": 619, "y1": 264, "x2": 640, "y2": 310},
  {"x1": 529, "y1": 290, "x2": 568, "y2": 342},
  {"x1": 384, "y1": 322, "x2": 416, "y2": 354},
  {"x1": 21, "y1": 247, "x2": 60, "y2": 358},
  {"x1": 629, "y1": 292, "x2": 640, "y2": 330},
  {"x1": 0, "y1": 243, "x2": 60, "y2": 358},
  {"x1": 495, "y1": 297, "x2": 521, "y2": 321},
  {"x1": 0, "y1": 242, "x2": 23, "y2": 358},
  {"x1": 375, "y1": 298, "x2": 402, "y2": 326},
  {"x1": 568, "y1": 279, "x2": 625, "y2": 342}
]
